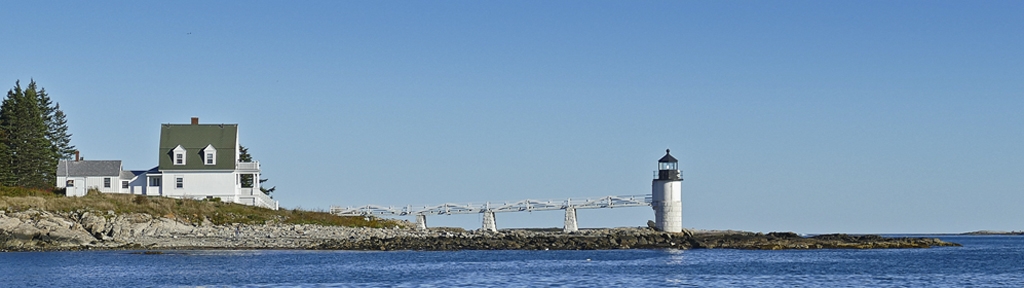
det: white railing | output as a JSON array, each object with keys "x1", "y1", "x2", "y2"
[
  {"x1": 236, "y1": 161, "x2": 260, "y2": 171},
  {"x1": 252, "y1": 191, "x2": 277, "y2": 210},
  {"x1": 240, "y1": 187, "x2": 278, "y2": 210},
  {"x1": 330, "y1": 194, "x2": 652, "y2": 216}
]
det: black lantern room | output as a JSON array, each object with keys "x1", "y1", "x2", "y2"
[{"x1": 657, "y1": 149, "x2": 681, "y2": 181}]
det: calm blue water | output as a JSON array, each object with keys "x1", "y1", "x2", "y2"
[{"x1": 1, "y1": 235, "x2": 1021, "y2": 287}]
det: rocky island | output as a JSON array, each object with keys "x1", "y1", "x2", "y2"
[
  {"x1": 1, "y1": 190, "x2": 961, "y2": 252},
  {"x1": 1, "y1": 208, "x2": 959, "y2": 252}
]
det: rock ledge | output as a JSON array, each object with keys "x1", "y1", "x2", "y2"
[{"x1": 1, "y1": 209, "x2": 961, "y2": 252}]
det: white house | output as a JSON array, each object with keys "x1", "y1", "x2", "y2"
[
  {"x1": 56, "y1": 159, "x2": 127, "y2": 197},
  {"x1": 57, "y1": 117, "x2": 278, "y2": 210}
]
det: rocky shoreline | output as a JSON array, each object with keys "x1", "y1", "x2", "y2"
[{"x1": 1, "y1": 209, "x2": 960, "y2": 252}]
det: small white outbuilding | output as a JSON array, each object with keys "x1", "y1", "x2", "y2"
[{"x1": 56, "y1": 159, "x2": 126, "y2": 197}]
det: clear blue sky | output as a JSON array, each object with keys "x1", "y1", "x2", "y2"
[{"x1": 2, "y1": 1, "x2": 1021, "y2": 233}]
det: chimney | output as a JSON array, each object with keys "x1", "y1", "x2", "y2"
[
  {"x1": 75, "y1": 150, "x2": 80, "y2": 162},
  {"x1": 191, "y1": 117, "x2": 199, "y2": 125}
]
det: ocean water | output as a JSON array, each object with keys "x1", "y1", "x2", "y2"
[{"x1": 1, "y1": 235, "x2": 1021, "y2": 287}]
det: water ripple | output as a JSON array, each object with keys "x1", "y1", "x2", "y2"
[{"x1": 0, "y1": 236, "x2": 1021, "y2": 287}]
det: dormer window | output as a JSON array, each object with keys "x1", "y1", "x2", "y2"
[
  {"x1": 202, "y1": 144, "x2": 217, "y2": 165},
  {"x1": 173, "y1": 145, "x2": 187, "y2": 165}
]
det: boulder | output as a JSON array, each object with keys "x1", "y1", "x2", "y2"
[
  {"x1": 80, "y1": 212, "x2": 109, "y2": 238},
  {"x1": 0, "y1": 211, "x2": 98, "y2": 249}
]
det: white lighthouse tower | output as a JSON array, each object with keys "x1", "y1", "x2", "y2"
[{"x1": 652, "y1": 149, "x2": 683, "y2": 232}]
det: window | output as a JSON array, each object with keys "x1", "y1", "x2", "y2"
[
  {"x1": 121, "y1": 181, "x2": 129, "y2": 189},
  {"x1": 202, "y1": 144, "x2": 217, "y2": 165},
  {"x1": 175, "y1": 177, "x2": 183, "y2": 188},
  {"x1": 172, "y1": 145, "x2": 186, "y2": 165},
  {"x1": 104, "y1": 178, "x2": 111, "y2": 188},
  {"x1": 149, "y1": 176, "x2": 161, "y2": 187},
  {"x1": 66, "y1": 179, "x2": 74, "y2": 187}
]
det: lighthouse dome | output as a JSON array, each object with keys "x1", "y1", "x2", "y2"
[{"x1": 658, "y1": 149, "x2": 677, "y2": 163}]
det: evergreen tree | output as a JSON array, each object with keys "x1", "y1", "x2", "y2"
[
  {"x1": 239, "y1": 145, "x2": 254, "y2": 187},
  {"x1": 34, "y1": 85, "x2": 66, "y2": 187},
  {"x1": 259, "y1": 178, "x2": 276, "y2": 195},
  {"x1": 0, "y1": 123, "x2": 10, "y2": 186},
  {"x1": 1, "y1": 80, "x2": 55, "y2": 188},
  {"x1": 47, "y1": 103, "x2": 75, "y2": 159},
  {"x1": 238, "y1": 145, "x2": 275, "y2": 195}
]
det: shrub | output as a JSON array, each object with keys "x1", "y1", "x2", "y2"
[
  {"x1": 133, "y1": 195, "x2": 149, "y2": 205},
  {"x1": 0, "y1": 186, "x2": 58, "y2": 198}
]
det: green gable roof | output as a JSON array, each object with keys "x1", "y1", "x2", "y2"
[{"x1": 159, "y1": 124, "x2": 238, "y2": 170}]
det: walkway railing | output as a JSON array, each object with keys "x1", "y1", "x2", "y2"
[{"x1": 329, "y1": 194, "x2": 652, "y2": 216}]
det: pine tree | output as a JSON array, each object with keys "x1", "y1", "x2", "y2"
[
  {"x1": 1, "y1": 80, "x2": 55, "y2": 188},
  {"x1": 0, "y1": 121, "x2": 10, "y2": 186},
  {"x1": 239, "y1": 145, "x2": 254, "y2": 187},
  {"x1": 238, "y1": 145, "x2": 275, "y2": 195},
  {"x1": 259, "y1": 178, "x2": 276, "y2": 195},
  {"x1": 35, "y1": 84, "x2": 66, "y2": 187},
  {"x1": 47, "y1": 103, "x2": 75, "y2": 159}
]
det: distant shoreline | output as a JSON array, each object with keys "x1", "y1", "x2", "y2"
[{"x1": 958, "y1": 230, "x2": 1024, "y2": 236}]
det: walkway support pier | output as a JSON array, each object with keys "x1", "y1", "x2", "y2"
[
  {"x1": 482, "y1": 211, "x2": 497, "y2": 232},
  {"x1": 563, "y1": 207, "x2": 578, "y2": 233},
  {"x1": 415, "y1": 215, "x2": 427, "y2": 230}
]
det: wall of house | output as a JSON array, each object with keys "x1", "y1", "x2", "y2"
[
  {"x1": 120, "y1": 170, "x2": 276, "y2": 209},
  {"x1": 128, "y1": 176, "x2": 148, "y2": 195},
  {"x1": 159, "y1": 171, "x2": 238, "y2": 200},
  {"x1": 88, "y1": 176, "x2": 120, "y2": 193},
  {"x1": 144, "y1": 174, "x2": 163, "y2": 196},
  {"x1": 118, "y1": 179, "x2": 131, "y2": 194},
  {"x1": 57, "y1": 176, "x2": 120, "y2": 194},
  {"x1": 56, "y1": 176, "x2": 69, "y2": 188},
  {"x1": 56, "y1": 176, "x2": 89, "y2": 197}
]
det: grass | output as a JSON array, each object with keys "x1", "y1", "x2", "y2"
[{"x1": 0, "y1": 186, "x2": 407, "y2": 228}]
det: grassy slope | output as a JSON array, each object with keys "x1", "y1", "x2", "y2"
[{"x1": 0, "y1": 186, "x2": 407, "y2": 228}]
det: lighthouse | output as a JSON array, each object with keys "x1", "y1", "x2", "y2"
[{"x1": 652, "y1": 149, "x2": 683, "y2": 232}]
